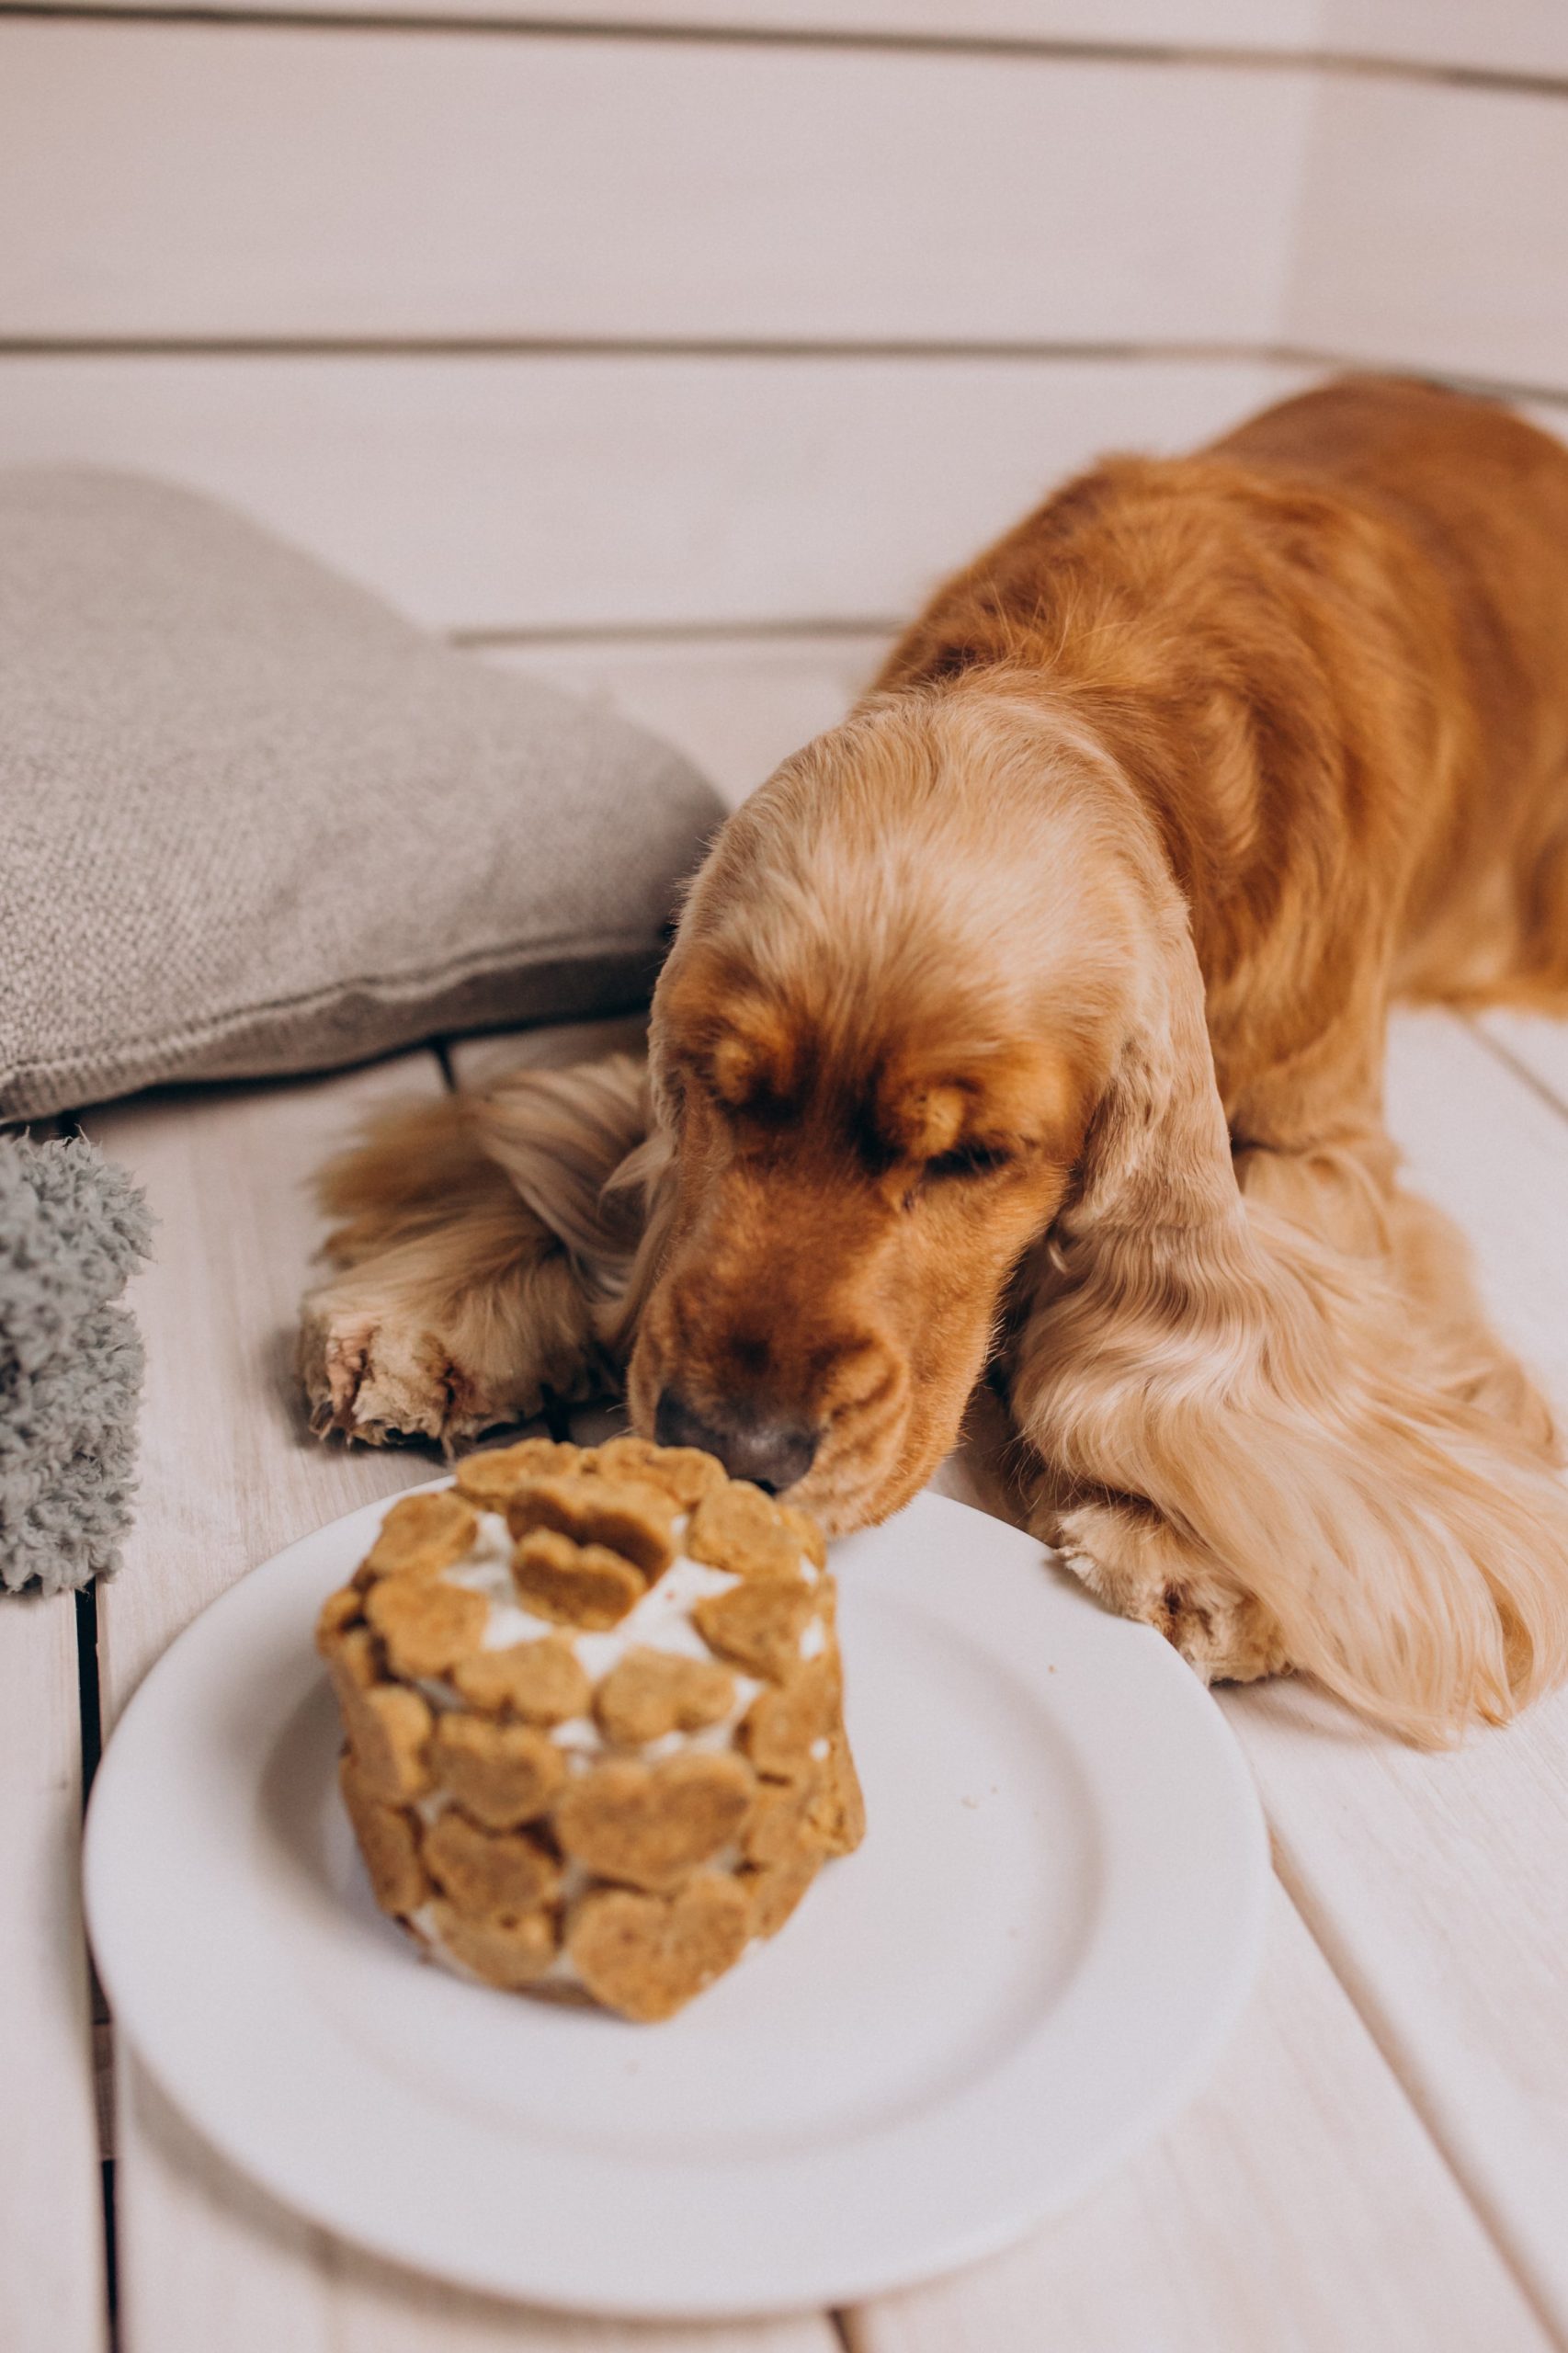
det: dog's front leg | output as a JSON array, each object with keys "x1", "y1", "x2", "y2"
[{"x1": 300, "y1": 1055, "x2": 653, "y2": 1447}]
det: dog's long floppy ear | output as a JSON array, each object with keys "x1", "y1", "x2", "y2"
[
  {"x1": 471, "y1": 1052, "x2": 672, "y2": 1358},
  {"x1": 1010, "y1": 880, "x2": 1568, "y2": 1744}
]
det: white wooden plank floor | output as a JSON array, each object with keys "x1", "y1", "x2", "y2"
[
  {"x1": 40, "y1": 637, "x2": 1568, "y2": 2349},
  {"x1": 0, "y1": 1597, "x2": 107, "y2": 2353},
  {"x1": 1219, "y1": 1011, "x2": 1568, "y2": 2337},
  {"x1": 116, "y1": 2062, "x2": 837, "y2": 2353},
  {"x1": 81, "y1": 1058, "x2": 454, "y2": 1735}
]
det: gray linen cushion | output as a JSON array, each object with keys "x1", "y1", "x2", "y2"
[{"x1": 0, "y1": 470, "x2": 723, "y2": 1121}]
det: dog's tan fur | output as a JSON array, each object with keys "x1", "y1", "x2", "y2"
[{"x1": 301, "y1": 377, "x2": 1568, "y2": 1745}]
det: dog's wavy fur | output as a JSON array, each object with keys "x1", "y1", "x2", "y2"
[{"x1": 301, "y1": 377, "x2": 1568, "y2": 1744}]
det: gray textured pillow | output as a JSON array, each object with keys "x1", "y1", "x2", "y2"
[{"x1": 0, "y1": 470, "x2": 723, "y2": 1121}]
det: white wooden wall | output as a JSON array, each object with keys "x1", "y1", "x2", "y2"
[{"x1": 3, "y1": 1, "x2": 1566, "y2": 653}]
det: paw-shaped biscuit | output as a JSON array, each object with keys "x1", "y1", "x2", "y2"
[
  {"x1": 425, "y1": 1900, "x2": 559, "y2": 1989},
  {"x1": 738, "y1": 1853, "x2": 822, "y2": 1940},
  {"x1": 566, "y1": 1873, "x2": 752, "y2": 2022},
  {"x1": 692, "y1": 1576, "x2": 815, "y2": 1681},
  {"x1": 555, "y1": 1752, "x2": 756, "y2": 1893},
  {"x1": 422, "y1": 1809, "x2": 562, "y2": 1919},
  {"x1": 738, "y1": 1779, "x2": 829, "y2": 1937},
  {"x1": 780, "y1": 1502, "x2": 827, "y2": 1571},
  {"x1": 506, "y1": 1472, "x2": 677, "y2": 1580},
  {"x1": 742, "y1": 1771, "x2": 831, "y2": 1871},
  {"x1": 686, "y1": 1483, "x2": 807, "y2": 1580},
  {"x1": 593, "y1": 1648, "x2": 736, "y2": 1746},
  {"x1": 589, "y1": 1436, "x2": 727, "y2": 1509},
  {"x1": 429, "y1": 1712, "x2": 564, "y2": 1828},
  {"x1": 365, "y1": 1571, "x2": 490, "y2": 1679},
  {"x1": 512, "y1": 1529, "x2": 645, "y2": 1629},
  {"x1": 315, "y1": 1585, "x2": 366, "y2": 1653},
  {"x1": 809, "y1": 1731, "x2": 866, "y2": 1857},
  {"x1": 339, "y1": 1752, "x2": 429, "y2": 1915},
  {"x1": 451, "y1": 1634, "x2": 590, "y2": 1723},
  {"x1": 738, "y1": 1656, "x2": 840, "y2": 1779},
  {"x1": 356, "y1": 1490, "x2": 478, "y2": 1586},
  {"x1": 453, "y1": 1438, "x2": 582, "y2": 1511},
  {"x1": 339, "y1": 1675, "x2": 433, "y2": 1802}
]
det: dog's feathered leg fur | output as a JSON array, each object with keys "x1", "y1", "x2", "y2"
[
  {"x1": 299, "y1": 1055, "x2": 653, "y2": 1447},
  {"x1": 1008, "y1": 864, "x2": 1568, "y2": 1745}
]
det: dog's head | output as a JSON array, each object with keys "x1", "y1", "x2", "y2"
[{"x1": 625, "y1": 689, "x2": 1143, "y2": 1529}]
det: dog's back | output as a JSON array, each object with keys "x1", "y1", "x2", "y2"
[
  {"x1": 880, "y1": 374, "x2": 1568, "y2": 1020},
  {"x1": 1219, "y1": 378, "x2": 1568, "y2": 999}
]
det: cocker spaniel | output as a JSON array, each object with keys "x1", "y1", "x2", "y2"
[{"x1": 301, "y1": 376, "x2": 1568, "y2": 1745}]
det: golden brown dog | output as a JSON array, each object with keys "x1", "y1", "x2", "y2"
[{"x1": 302, "y1": 376, "x2": 1568, "y2": 1745}]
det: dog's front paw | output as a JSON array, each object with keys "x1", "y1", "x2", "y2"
[
  {"x1": 1051, "y1": 1497, "x2": 1290, "y2": 1685},
  {"x1": 301, "y1": 1298, "x2": 456, "y2": 1446},
  {"x1": 299, "y1": 1290, "x2": 551, "y2": 1449}
]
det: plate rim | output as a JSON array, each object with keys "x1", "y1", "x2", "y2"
[{"x1": 84, "y1": 1483, "x2": 1269, "y2": 2319}]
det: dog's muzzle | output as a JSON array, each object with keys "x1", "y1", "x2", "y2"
[{"x1": 653, "y1": 1387, "x2": 821, "y2": 1495}]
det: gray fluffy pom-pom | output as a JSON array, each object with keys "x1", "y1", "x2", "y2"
[{"x1": 0, "y1": 1134, "x2": 153, "y2": 1595}]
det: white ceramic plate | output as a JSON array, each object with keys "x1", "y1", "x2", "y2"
[{"x1": 85, "y1": 1486, "x2": 1267, "y2": 2319}]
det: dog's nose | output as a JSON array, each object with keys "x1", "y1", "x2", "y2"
[{"x1": 653, "y1": 1388, "x2": 820, "y2": 1495}]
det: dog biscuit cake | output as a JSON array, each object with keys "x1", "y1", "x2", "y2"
[{"x1": 316, "y1": 1436, "x2": 864, "y2": 2021}]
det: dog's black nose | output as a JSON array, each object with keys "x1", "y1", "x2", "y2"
[{"x1": 653, "y1": 1388, "x2": 820, "y2": 1494}]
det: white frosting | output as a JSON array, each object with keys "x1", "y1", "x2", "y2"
[{"x1": 405, "y1": 1492, "x2": 827, "y2": 2002}]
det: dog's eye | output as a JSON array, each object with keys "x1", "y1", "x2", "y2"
[
  {"x1": 923, "y1": 1141, "x2": 1013, "y2": 1182},
  {"x1": 900, "y1": 1141, "x2": 1012, "y2": 1211}
]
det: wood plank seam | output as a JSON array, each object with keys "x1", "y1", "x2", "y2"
[
  {"x1": 3, "y1": 342, "x2": 1564, "y2": 420},
  {"x1": 6, "y1": 1, "x2": 1568, "y2": 104},
  {"x1": 0, "y1": 1104, "x2": 114, "y2": 2345},
  {"x1": 1467, "y1": 1019, "x2": 1568, "y2": 1128},
  {"x1": 76, "y1": 1586, "x2": 119, "y2": 2351},
  {"x1": 39, "y1": 1110, "x2": 114, "y2": 2340},
  {"x1": 68, "y1": 1108, "x2": 122, "y2": 2349},
  {"x1": 453, "y1": 617, "x2": 908, "y2": 646},
  {"x1": 0, "y1": 335, "x2": 1325, "y2": 358}
]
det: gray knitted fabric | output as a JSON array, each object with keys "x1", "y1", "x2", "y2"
[
  {"x1": 0, "y1": 1136, "x2": 153, "y2": 1595},
  {"x1": 0, "y1": 467, "x2": 724, "y2": 1121}
]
